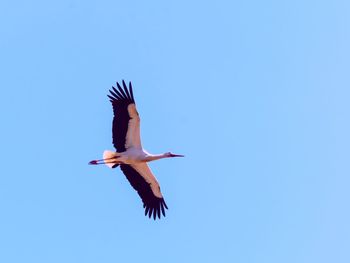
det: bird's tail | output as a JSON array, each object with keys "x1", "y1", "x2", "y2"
[{"x1": 103, "y1": 150, "x2": 120, "y2": 168}]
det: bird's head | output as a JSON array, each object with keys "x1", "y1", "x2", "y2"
[{"x1": 165, "y1": 152, "x2": 185, "y2": 158}]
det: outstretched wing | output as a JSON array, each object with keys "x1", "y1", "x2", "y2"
[
  {"x1": 120, "y1": 163, "x2": 168, "y2": 220},
  {"x1": 108, "y1": 80, "x2": 142, "y2": 152}
]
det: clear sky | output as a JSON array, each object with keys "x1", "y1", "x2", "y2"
[{"x1": 1, "y1": 1, "x2": 349, "y2": 262}]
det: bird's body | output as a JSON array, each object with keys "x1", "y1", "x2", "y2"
[
  {"x1": 103, "y1": 148, "x2": 173, "y2": 165},
  {"x1": 89, "y1": 80, "x2": 183, "y2": 220},
  {"x1": 120, "y1": 148, "x2": 149, "y2": 164}
]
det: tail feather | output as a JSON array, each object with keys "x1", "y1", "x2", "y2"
[{"x1": 103, "y1": 150, "x2": 119, "y2": 168}]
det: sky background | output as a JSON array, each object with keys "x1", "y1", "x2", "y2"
[{"x1": 1, "y1": 0, "x2": 350, "y2": 262}]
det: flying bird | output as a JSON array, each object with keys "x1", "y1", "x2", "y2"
[{"x1": 89, "y1": 80, "x2": 184, "y2": 220}]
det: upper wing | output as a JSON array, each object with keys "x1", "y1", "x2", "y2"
[
  {"x1": 108, "y1": 80, "x2": 142, "y2": 151},
  {"x1": 120, "y1": 163, "x2": 168, "y2": 220}
]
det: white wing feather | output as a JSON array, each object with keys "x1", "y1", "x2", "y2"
[
  {"x1": 130, "y1": 163, "x2": 163, "y2": 198},
  {"x1": 125, "y1": 104, "x2": 142, "y2": 149}
]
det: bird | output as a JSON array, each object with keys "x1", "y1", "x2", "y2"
[{"x1": 89, "y1": 80, "x2": 184, "y2": 220}]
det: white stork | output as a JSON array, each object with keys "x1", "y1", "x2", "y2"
[{"x1": 89, "y1": 80, "x2": 184, "y2": 220}]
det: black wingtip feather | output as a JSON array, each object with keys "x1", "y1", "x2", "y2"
[
  {"x1": 122, "y1": 80, "x2": 131, "y2": 99},
  {"x1": 117, "y1": 82, "x2": 128, "y2": 99},
  {"x1": 129, "y1": 82, "x2": 135, "y2": 102},
  {"x1": 109, "y1": 80, "x2": 135, "y2": 104},
  {"x1": 107, "y1": 94, "x2": 115, "y2": 101},
  {"x1": 122, "y1": 80, "x2": 128, "y2": 91},
  {"x1": 112, "y1": 86, "x2": 125, "y2": 100},
  {"x1": 143, "y1": 198, "x2": 168, "y2": 220},
  {"x1": 109, "y1": 89, "x2": 122, "y2": 100},
  {"x1": 160, "y1": 203, "x2": 165, "y2": 216},
  {"x1": 163, "y1": 199, "x2": 168, "y2": 210},
  {"x1": 157, "y1": 205, "x2": 161, "y2": 219}
]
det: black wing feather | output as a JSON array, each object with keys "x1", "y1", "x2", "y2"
[
  {"x1": 145, "y1": 206, "x2": 150, "y2": 216},
  {"x1": 129, "y1": 82, "x2": 135, "y2": 101},
  {"x1": 156, "y1": 203, "x2": 160, "y2": 219},
  {"x1": 109, "y1": 88, "x2": 122, "y2": 100},
  {"x1": 117, "y1": 82, "x2": 128, "y2": 99},
  {"x1": 160, "y1": 202, "x2": 165, "y2": 217},
  {"x1": 108, "y1": 81, "x2": 135, "y2": 152},
  {"x1": 112, "y1": 86, "x2": 125, "y2": 99},
  {"x1": 120, "y1": 164, "x2": 168, "y2": 220},
  {"x1": 122, "y1": 80, "x2": 131, "y2": 98}
]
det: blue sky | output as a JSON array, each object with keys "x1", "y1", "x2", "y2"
[{"x1": 1, "y1": 0, "x2": 349, "y2": 262}]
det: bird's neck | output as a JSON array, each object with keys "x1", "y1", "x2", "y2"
[{"x1": 145, "y1": 153, "x2": 168, "y2": 162}]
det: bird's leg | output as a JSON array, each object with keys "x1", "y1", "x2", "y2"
[
  {"x1": 89, "y1": 156, "x2": 120, "y2": 165},
  {"x1": 92, "y1": 156, "x2": 118, "y2": 162}
]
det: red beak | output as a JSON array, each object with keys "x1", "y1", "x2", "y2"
[{"x1": 170, "y1": 154, "x2": 185, "y2": 157}]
